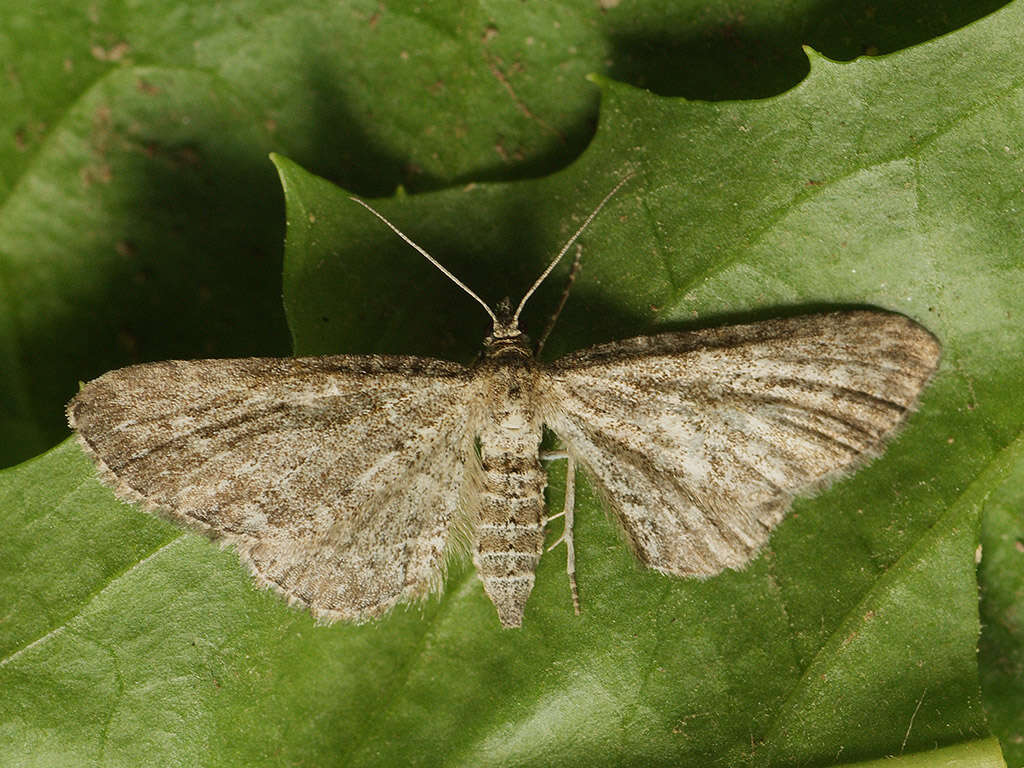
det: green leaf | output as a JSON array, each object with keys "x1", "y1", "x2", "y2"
[
  {"x1": 3, "y1": 1, "x2": 1023, "y2": 766},
  {"x1": 0, "y1": 66, "x2": 291, "y2": 467},
  {"x1": 979, "y1": 442, "x2": 1024, "y2": 765}
]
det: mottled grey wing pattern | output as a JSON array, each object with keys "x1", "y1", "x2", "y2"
[
  {"x1": 68, "y1": 356, "x2": 476, "y2": 622},
  {"x1": 540, "y1": 311, "x2": 940, "y2": 577}
]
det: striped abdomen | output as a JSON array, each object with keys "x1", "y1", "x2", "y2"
[{"x1": 473, "y1": 362, "x2": 546, "y2": 628}]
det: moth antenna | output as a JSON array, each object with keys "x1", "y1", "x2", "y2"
[
  {"x1": 349, "y1": 196, "x2": 500, "y2": 327},
  {"x1": 511, "y1": 172, "x2": 635, "y2": 326}
]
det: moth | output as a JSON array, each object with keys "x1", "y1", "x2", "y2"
[{"x1": 68, "y1": 178, "x2": 941, "y2": 628}]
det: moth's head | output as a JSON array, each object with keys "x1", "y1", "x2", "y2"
[
  {"x1": 484, "y1": 297, "x2": 531, "y2": 356},
  {"x1": 490, "y1": 298, "x2": 519, "y2": 337}
]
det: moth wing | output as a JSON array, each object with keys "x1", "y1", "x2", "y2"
[
  {"x1": 540, "y1": 311, "x2": 940, "y2": 576},
  {"x1": 68, "y1": 356, "x2": 478, "y2": 622}
]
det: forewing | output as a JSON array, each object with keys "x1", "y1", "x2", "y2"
[
  {"x1": 540, "y1": 311, "x2": 940, "y2": 577},
  {"x1": 68, "y1": 355, "x2": 477, "y2": 621}
]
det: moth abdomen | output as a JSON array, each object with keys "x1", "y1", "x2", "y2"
[
  {"x1": 472, "y1": 464, "x2": 546, "y2": 626},
  {"x1": 472, "y1": 392, "x2": 547, "y2": 627}
]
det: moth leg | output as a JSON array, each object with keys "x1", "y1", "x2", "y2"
[
  {"x1": 540, "y1": 450, "x2": 580, "y2": 615},
  {"x1": 540, "y1": 450, "x2": 570, "y2": 461},
  {"x1": 535, "y1": 245, "x2": 583, "y2": 356}
]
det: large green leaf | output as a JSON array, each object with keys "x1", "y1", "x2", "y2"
[{"x1": 2, "y1": 1, "x2": 1022, "y2": 766}]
